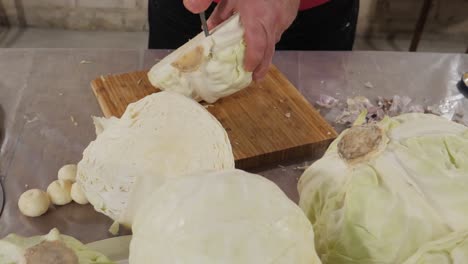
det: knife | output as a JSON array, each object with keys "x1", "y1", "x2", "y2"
[{"x1": 199, "y1": 12, "x2": 210, "y2": 37}]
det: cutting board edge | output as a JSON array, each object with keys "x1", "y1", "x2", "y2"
[
  {"x1": 91, "y1": 78, "x2": 114, "y2": 118},
  {"x1": 235, "y1": 137, "x2": 334, "y2": 170}
]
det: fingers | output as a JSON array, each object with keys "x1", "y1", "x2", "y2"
[
  {"x1": 242, "y1": 14, "x2": 275, "y2": 80},
  {"x1": 253, "y1": 38, "x2": 274, "y2": 80},
  {"x1": 243, "y1": 17, "x2": 267, "y2": 74},
  {"x1": 206, "y1": 0, "x2": 235, "y2": 29},
  {"x1": 183, "y1": 0, "x2": 213, "y2": 14}
]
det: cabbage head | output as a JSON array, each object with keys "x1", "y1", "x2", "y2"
[
  {"x1": 130, "y1": 169, "x2": 322, "y2": 264},
  {"x1": 298, "y1": 113, "x2": 468, "y2": 264}
]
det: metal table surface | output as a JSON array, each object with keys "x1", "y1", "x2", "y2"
[{"x1": 0, "y1": 49, "x2": 466, "y2": 243}]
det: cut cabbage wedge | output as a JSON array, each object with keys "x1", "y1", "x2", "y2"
[{"x1": 148, "y1": 13, "x2": 253, "y2": 103}]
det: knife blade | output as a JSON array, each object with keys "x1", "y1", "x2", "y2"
[{"x1": 199, "y1": 12, "x2": 210, "y2": 37}]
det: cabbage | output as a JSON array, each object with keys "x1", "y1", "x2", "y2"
[
  {"x1": 77, "y1": 91, "x2": 234, "y2": 227},
  {"x1": 147, "y1": 13, "x2": 253, "y2": 103},
  {"x1": 298, "y1": 113, "x2": 468, "y2": 264},
  {"x1": 130, "y1": 169, "x2": 322, "y2": 264},
  {"x1": 0, "y1": 228, "x2": 113, "y2": 264}
]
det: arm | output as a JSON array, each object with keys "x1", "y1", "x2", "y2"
[{"x1": 184, "y1": 0, "x2": 300, "y2": 80}]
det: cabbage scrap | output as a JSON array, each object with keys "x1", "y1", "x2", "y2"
[{"x1": 0, "y1": 228, "x2": 113, "y2": 264}]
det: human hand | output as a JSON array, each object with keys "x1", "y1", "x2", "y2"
[
  {"x1": 183, "y1": 0, "x2": 213, "y2": 13},
  {"x1": 183, "y1": 0, "x2": 300, "y2": 80}
]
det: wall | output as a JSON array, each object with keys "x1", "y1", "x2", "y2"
[
  {"x1": 0, "y1": 0, "x2": 148, "y2": 31},
  {"x1": 0, "y1": 0, "x2": 467, "y2": 39},
  {"x1": 358, "y1": 0, "x2": 468, "y2": 39}
]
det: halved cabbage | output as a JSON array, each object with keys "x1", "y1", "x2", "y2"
[{"x1": 77, "y1": 91, "x2": 234, "y2": 227}]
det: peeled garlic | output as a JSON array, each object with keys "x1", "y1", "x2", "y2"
[
  {"x1": 57, "y1": 164, "x2": 77, "y2": 182},
  {"x1": 70, "y1": 183, "x2": 88, "y2": 205},
  {"x1": 18, "y1": 189, "x2": 50, "y2": 217},
  {"x1": 47, "y1": 180, "x2": 72, "y2": 206}
]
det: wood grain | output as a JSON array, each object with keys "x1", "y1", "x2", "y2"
[{"x1": 91, "y1": 65, "x2": 337, "y2": 169}]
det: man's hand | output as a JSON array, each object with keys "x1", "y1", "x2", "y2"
[
  {"x1": 183, "y1": 0, "x2": 300, "y2": 80},
  {"x1": 183, "y1": 0, "x2": 213, "y2": 13}
]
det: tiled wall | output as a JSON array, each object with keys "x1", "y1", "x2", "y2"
[{"x1": 0, "y1": 0, "x2": 467, "y2": 38}]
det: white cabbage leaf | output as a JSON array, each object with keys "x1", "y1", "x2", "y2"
[{"x1": 403, "y1": 231, "x2": 468, "y2": 264}]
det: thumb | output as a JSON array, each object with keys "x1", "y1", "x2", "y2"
[{"x1": 183, "y1": 0, "x2": 213, "y2": 14}]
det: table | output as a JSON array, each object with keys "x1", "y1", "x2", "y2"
[{"x1": 0, "y1": 49, "x2": 467, "y2": 243}]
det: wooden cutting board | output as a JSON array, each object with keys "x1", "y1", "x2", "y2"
[{"x1": 91, "y1": 65, "x2": 337, "y2": 169}]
